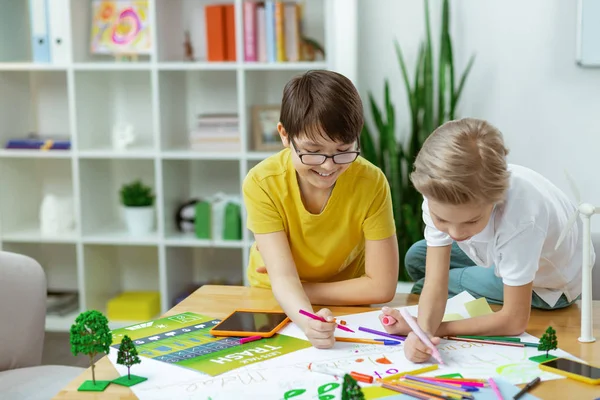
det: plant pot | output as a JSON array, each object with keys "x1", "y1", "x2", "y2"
[{"x1": 123, "y1": 206, "x2": 154, "y2": 235}]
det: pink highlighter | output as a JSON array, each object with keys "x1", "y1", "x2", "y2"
[{"x1": 381, "y1": 315, "x2": 397, "y2": 325}]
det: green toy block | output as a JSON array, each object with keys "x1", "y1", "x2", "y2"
[
  {"x1": 223, "y1": 202, "x2": 241, "y2": 240},
  {"x1": 195, "y1": 201, "x2": 211, "y2": 239},
  {"x1": 112, "y1": 375, "x2": 148, "y2": 387},
  {"x1": 77, "y1": 380, "x2": 111, "y2": 391}
]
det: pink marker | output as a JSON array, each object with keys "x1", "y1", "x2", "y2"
[
  {"x1": 381, "y1": 315, "x2": 397, "y2": 325},
  {"x1": 240, "y1": 335, "x2": 262, "y2": 344},
  {"x1": 398, "y1": 307, "x2": 444, "y2": 364}
]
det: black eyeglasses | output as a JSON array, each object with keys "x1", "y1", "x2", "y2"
[{"x1": 291, "y1": 140, "x2": 360, "y2": 166}]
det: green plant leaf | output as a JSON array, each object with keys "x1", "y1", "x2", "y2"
[
  {"x1": 359, "y1": 125, "x2": 378, "y2": 165},
  {"x1": 120, "y1": 179, "x2": 155, "y2": 207},
  {"x1": 368, "y1": 91, "x2": 387, "y2": 168},
  {"x1": 451, "y1": 54, "x2": 476, "y2": 119}
]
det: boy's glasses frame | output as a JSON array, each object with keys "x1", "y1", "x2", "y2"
[{"x1": 291, "y1": 140, "x2": 361, "y2": 166}]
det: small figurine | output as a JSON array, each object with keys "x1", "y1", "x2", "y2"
[
  {"x1": 70, "y1": 310, "x2": 113, "y2": 391},
  {"x1": 300, "y1": 37, "x2": 325, "y2": 61},
  {"x1": 184, "y1": 30, "x2": 195, "y2": 61},
  {"x1": 341, "y1": 374, "x2": 365, "y2": 400},
  {"x1": 113, "y1": 335, "x2": 147, "y2": 387},
  {"x1": 538, "y1": 326, "x2": 558, "y2": 358}
]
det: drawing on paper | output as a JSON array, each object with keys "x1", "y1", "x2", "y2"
[{"x1": 90, "y1": 0, "x2": 152, "y2": 55}]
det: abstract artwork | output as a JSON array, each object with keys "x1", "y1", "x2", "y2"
[{"x1": 90, "y1": 0, "x2": 152, "y2": 55}]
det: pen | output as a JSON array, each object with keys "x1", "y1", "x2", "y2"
[
  {"x1": 447, "y1": 336, "x2": 526, "y2": 348},
  {"x1": 299, "y1": 309, "x2": 355, "y2": 333},
  {"x1": 381, "y1": 315, "x2": 397, "y2": 325},
  {"x1": 399, "y1": 308, "x2": 444, "y2": 364},
  {"x1": 239, "y1": 335, "x2": 262, "y2": 344},
  {"x1": 513, "y1": 376, "x2": 540, "y2": 399}
]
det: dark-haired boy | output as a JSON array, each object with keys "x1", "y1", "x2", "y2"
[{"x1": 243, "y1": 70, "x2": 399, "y2": 348}]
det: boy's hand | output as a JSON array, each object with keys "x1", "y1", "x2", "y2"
[
  {"x1": 303, "y1": 308, "x2": 336, "y2": 349},
  {"x1": 403, "y1": 332, "x2": 441, "y2": 363},
  {"x1": 378, "y1": 306, "x2": 411, "y2": 335}
]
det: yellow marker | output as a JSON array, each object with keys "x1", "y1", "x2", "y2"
[{"x1": 381, "y1": 364, "x2": 439, "y2": 382}]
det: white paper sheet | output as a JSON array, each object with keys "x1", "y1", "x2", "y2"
[{"x1": 108, "y1": 291, "x2": 571, "y2": 400}]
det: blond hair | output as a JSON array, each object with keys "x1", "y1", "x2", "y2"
[{"x1": 410, "y1": 118, "x2": 510, "y2": 205}]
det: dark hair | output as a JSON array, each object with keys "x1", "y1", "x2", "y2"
[{"x1": 279, "y1": 70, "x2": 363, "y2": 144}]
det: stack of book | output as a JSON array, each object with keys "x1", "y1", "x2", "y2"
[{"x1": 189, "y1": 113, "x2": 240, "y2": 152}]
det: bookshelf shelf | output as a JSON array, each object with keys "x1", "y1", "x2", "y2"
[{"x1": 0, "y1": 0, "x2": 357, "y2": 331}]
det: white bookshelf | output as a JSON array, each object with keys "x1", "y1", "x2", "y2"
[{"x1": 0, "y1": 0, "x2": 357, "y2": 332}]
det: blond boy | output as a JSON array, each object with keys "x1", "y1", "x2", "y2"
[{"x1": 380, "y1": 117, "x2": 593, "y2": 362}]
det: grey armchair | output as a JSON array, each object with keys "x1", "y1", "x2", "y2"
[{"x1": 0, "y1": 251, "x2": 85, "y2": 399}]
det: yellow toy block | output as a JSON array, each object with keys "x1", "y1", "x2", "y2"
[{"x1": 107, "y1": 291, "x2": 160, "y2": 321}]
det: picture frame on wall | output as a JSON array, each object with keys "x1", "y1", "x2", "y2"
[{"x1": 252, "y1": 105, "x2": 282, "y2": 151}]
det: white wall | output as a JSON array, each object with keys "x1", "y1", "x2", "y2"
[{"x1": 358, "y1": 0, "x2": 600, "y2": 299}]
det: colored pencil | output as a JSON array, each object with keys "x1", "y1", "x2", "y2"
[
  {"x1": 447, "y1": 336, "x2": 524, "y2": 347},
  {"x1": 358, "y1": 326, "x2": 406, "y2": 341},
  {"x1": 421, "y1": 377, "x2": 487, "y2": 388},
  {"x1": 405, "y1": 375, "x2": 479, "y2": 392},
  {"x1": 391, "y1": 379, "x2": 473, "y2": 400},
  {"x1": 299, "y1": 309, "x2": 355, "y2": 333},
  {"x1": 380, "y1": 381, "x2": 448, "y2": 400},
  {"x1": 457, "y1": 335, "x2": 521, "y2": 342},
  {"x1": 488, "y1": 377, "x2": 503, "y2": 400},
  {"x1": 334, "y1": 337, "x2": 400, "y2": 345},
  {"x1": 381, "y1": 364, "x2": 439, "y2": 382}
]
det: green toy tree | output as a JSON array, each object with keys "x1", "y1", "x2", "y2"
[
  {"x1": 70, "y1": 310, "x2": 113, "y2": 391},
  {"x1": 113, "y1": 335, "x2": 148, "y2": 387},
  {"x1": 117, "y1": 335, "x2": 141, "y2": 379},
  {"x1": 341, "y1": 374, "x2": 365, "y2": 400},
  {"x1": 538, "y1": 326, "x2": 558, "y2": 358}
]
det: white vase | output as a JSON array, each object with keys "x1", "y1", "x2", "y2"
[{"x1": 123, "y1": 206, "x2": 154, "y2": 235}]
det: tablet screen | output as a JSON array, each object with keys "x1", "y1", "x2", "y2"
[
  {"x1": 544, "y1": 358, "x2": 600, "y2": 379},
  {"x1": 214, "y1": 311, "x2": 288, "y2": 333}
]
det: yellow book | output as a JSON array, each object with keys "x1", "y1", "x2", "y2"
[{"x1": 275, "y1": 1, "x2": 286, "y2": 61}]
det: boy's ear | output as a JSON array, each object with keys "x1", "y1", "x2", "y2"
[{"x1": 277, "y1": 122, "x2": 290, "y2": 148}]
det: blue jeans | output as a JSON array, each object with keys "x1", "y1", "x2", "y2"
[{"x1": 404, "y1": 239, "x2": 575, "y2": 310}]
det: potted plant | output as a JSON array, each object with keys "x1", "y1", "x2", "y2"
[{"x1": 120, "y1": 179, "x2": 155, "y2": 234}]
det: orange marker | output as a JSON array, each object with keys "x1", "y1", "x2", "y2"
[{"x1": 350, "y1": 371, "x2": 374, "y2": 383}]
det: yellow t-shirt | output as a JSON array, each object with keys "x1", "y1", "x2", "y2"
[{"x1": 242, "y1": 148, "x2": 395, "y2": 288}]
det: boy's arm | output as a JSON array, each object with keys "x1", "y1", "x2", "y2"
[
  {"x1": 416, "y1": 244, "x2": 452, "y2": 336},
  {"x1": 303, "y1": 234, "x2": 399, "y2": 305},
  {"x1": 437, "y1": 223, "x2": 544, "y2": 336},
  {"x1": 253, "y1": 231, "x2": 315, "y2": 333},
  {"x1": 436, "y1": 282, "x2": 533, "y2": 337}
]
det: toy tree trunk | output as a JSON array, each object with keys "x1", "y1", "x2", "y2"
[
  {"x1": 128, "y1": 365, "x2": 131, "y2": 380},
  {"x1": 90, "y1": 355, "x2": 96, "y2": 384}
]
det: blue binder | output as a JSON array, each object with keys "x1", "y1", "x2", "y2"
[{"x1": 29, "y1": 0, "x2": 51, "y2": 63}]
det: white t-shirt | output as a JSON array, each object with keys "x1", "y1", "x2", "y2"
[{"x1": 422, "y1": 164, "x2": 594, "y2": 307}]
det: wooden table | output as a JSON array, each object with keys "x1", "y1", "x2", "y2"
[{"x1": 54, "y1": 285, "x2": 600, "y2": 399}]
